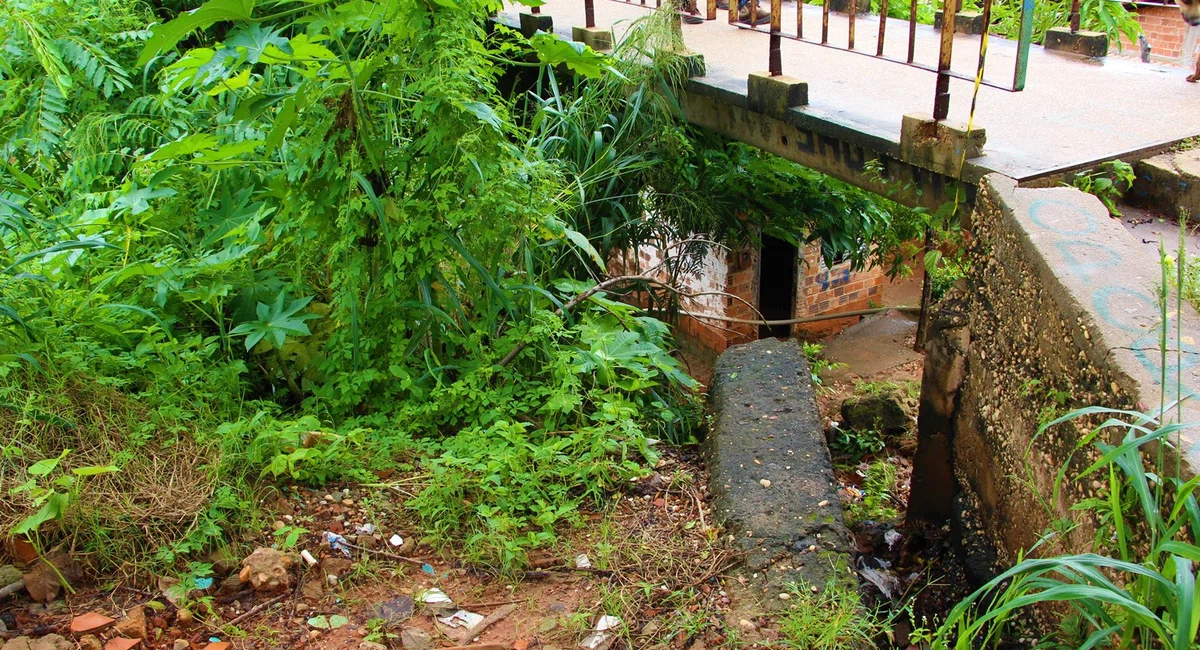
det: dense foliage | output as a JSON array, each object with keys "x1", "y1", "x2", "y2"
[{"x1": 0, "y1": 0, "x2": 932, "y2": 575}]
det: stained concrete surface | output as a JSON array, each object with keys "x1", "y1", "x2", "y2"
[
  {"x1": 821, "y1": 310, "x2": 924, "y2": 380},
  {"x1": 704, "y1": 338, "x2": 854, "y2": 600},
  {"x1": 505, "y1": 0, "x2": 1200, "y2": 180}
]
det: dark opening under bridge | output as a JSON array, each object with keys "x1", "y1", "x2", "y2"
[{"x1": 500, "y1": 0, "x2": 1200, "y2": 208}]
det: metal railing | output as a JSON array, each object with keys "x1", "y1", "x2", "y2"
[{"x1": 577, "y1": 0, "x2": 1034, "y2": 120}]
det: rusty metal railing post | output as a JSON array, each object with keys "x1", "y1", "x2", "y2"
[
  {"x1": 907, "y1": 0, "x2": 918, "y2": 61},
  {"x1": 877, "y1": 0, "x2": 889, "y2": 55},
  {"x1": 750, "y1": 0, "x2": 760, "y2": 26},
  {"x1": 932, "y1": 0, "x2": 956, "y2": 120},
  {"x1": 729, "y1": 0, "x2": 738, "y2": 24},
  {"x1": 708, "y1": 0, "x2": 717, "y2": 20},
  {"x1": 1069, "y1": 0, "x2": 1081, "y2": 32},
  {"x1": 770, "y1": 0, "x2": 782, "y2": 74},
  {"x1": 848, "y1": 0, "x2": 857, "y2": 49},
  {"x1": 797, "y1": 0, "x2": 804, "y2": 38},
  {"x1": 585, "y1": 0, "x2": 596, "y2": 27},
  {"x1": 821, "y1": 0, "x2": 830, "y2": 43},
  {"x1": 531, "y1": 3, "x2": 540, "y2": 14}
]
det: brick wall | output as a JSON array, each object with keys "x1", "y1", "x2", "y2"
[
  {"x1": 1119, "y1": 4, "x2": 1191, "y2": 61},
  {"x1": 794, "y1": 243, "x2": 886, "y2": 336}
]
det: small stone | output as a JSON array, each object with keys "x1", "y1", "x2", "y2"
[
  {"x1": 172, "y1": 641, "x2": 189, "y2": 650},
  {"x1": 326, "y1": 574, "x2": 338, "y2": 586},
  {"x1": 272, "y1": 521, "x2": 286, "y2": 531},
  {"x1": 737, "y1": 619, "x2": 757, "y2": 632},
  {"x1": 240, "y1": 548, "x2": 295, "y2": 592},
  {"x1": 342, "y1": 499, "x2": 354, "y2": 506},
  {"x1": 759, "y1": 479, "x2": 771, "y2": 488},
  {"x1": 777, "y1": 593, "x2": 790, "y2": 600},
  {"x1": 295, "y1": 603, "x2": 309, "y2": 613},
  {"x1": 817, "y1": 500, "x2": 830, "y2": 507},
  {"x1": 79, "y1": 637, "x2": 103, "y2": 650},
  {"x1": 115, "y1": 606, "x2": 148, "y2": 640},
  {"x1": 203, "y1": 643, "x2": 231, "y2": 650},
  {"x1": 71, "y1": 613, "x2": 117, "y2": 636},
  {"x1": 103, "y1": 638, "x2": 141, "y2": 650},
  {"x1": 360, "y1": 643, "x2": 387, "y2": 650},
  {"x1": 400, "y1": 628, "x2": 434, "y2": 650}
]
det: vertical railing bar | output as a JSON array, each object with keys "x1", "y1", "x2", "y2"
[
  {"x1": 848, "y1": 0, "x2": 856, "y2": 49},
  {"x1": 906, "y1": 0, "x2": 917, "y2": 62},
  {"x1": 770, "y1": 0, "x2": 783, "y2": 73},
  {"x1": 877, "y1": 0, "x2": 888, "y2": 55},
  {"x1": 708, "y1": 0, "x2": 717, "y2": 20},
  {"x1": 822, "y1": 0, "x2": 830, "y2": 43},
  {"x1": 974, "y1": 0, "x2": 992, "y2": 81},
  {"x1": 1069, "y1": 0, "x2": 1081, "y2": 32},
  {"x1": 1013, "y1": 0, "x2": 1033, "y2": 90},
  {"x1": 730, "y1": 0, "x2": 738, "y2": 24},
  {"x1": 532, "y1": 3, "x2": 540, "y2": 13},
  {"x1": 933, "y1": 0, "x2": 956, "y2": 119},
  {"x1": 586, "y1": 0, "x2": 596, "y2": 27},
  {"x1": 750, "y1": 0, "x2": 760, "y2": 26},
  {"x1": 797, "y1": 0, "x2": 803, "y2": 38}
]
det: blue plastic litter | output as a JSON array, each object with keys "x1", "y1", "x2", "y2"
[{"x1": 422, "y1": 564, "x2": 434, "y2": 575}]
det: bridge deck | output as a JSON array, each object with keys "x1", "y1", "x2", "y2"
[{"x1": 507, "y1": 0, "x2": 1200, "y2": 181}]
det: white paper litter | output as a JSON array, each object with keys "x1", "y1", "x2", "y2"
[
  {"x1": 579, "y1": 616, "x2": 623, "y2": 650},
  {"x1": 389, "y1": 534, "x2": 404, "y2": 547},
  {"x1": 884, "y1": 529, "x2": 902, "y2": 550},
  {"x1": 574, "y1": 554, "x2": 592, "y2": 569},
  {"x1": 437, "y1": 610, "x2": 484, "y2": 629}
]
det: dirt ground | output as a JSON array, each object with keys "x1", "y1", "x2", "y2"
[{"x1": 0, "y1": 447, "x2": 780, "y2": 650}]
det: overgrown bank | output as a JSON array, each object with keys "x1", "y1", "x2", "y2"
[{"x1": 0, "y1": 0, "x2": 946, "y2": 584}]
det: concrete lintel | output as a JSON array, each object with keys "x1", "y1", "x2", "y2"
[
  {"x1": 747, "y1": 71, "x2": 808, "y2": 117},
  {"x1": 571, "y1": 25, "x2": 613, "y2": 50},
  {"x1": 933, "y1": 10, "x2": 986, "y2": 34},
  {"x1": 679, "y1": 89, "x2": 971, "y2": 209},
  {"x1": 900, "y1": 113, "x2": 987, "y2": 178},
  {"x1": 671, "y1": 48, "x2": 707, "y2": 78},
  {"x1": 1043, "y1": 27, "x2": 1109, "y2": 57},
  {"x1": 518, "y1": 12, "x2": 553, "y2": 37},
  {"x1": 826, "y1": 0, "x2": 870, "y2": 15}
]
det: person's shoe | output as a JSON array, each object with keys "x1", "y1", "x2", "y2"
[
  {"x1": 738, "y1": 3, "x2": 771, "y2": 24},
  {"x1": 681, "y1": 12, "x2": 705, "y2": 23},
  {"x1": 716, "y1": 0, "x2": 729, "y2": 8}
]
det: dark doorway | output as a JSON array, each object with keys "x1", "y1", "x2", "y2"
[{"x1": 758, "y1": 235, "x2": 798, "y2": 339}]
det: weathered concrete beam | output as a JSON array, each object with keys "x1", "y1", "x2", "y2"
[
  {"x1": 704, "y1": 338, "x2": 855, "y2": 600},
  {"x1": 746, "y1": 72, "x2": 808, "y2": 116},
  {"x1": 681, "y1": 80, "x2": 977, "y2": 209},
  {"x1": 571, "y1": 25, "x2": 613, "y2": 51},
  {"x1": 900, "y1": 113, "x2": 986, "y2": 179},
  {"x1": 933, "y1": 10, "x2": 986, "y2": 35},
  {"x1": 519, "y1": 12, "x2": 554, "y2": 37},
  {"x1": 1043, "y1": 27, "x2": 1109, "y2": 57}
]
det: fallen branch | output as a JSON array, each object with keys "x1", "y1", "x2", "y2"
[
  {"x1": 224, "y1": 592, "x2": 287, "y2": 627},
  {"x1": 344, "y1": 541, "x2": 425, "y2": 566},
  {"x1": 0, "y1": 579, "x2": 24, "y2": 600}
]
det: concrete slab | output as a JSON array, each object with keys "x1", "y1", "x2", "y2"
[
  {"x1": 704, "y1": 338, "x2": 855, "y2": 599},
  {"x1": 507, "y1": 0, "x2": 1200, "y2": 181},
  {"x1": 822, "y1": 310, "x2": 923, "y2": 379}
]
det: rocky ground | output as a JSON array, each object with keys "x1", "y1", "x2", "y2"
[{"x1": 0, "y1": 447, "x2": 788, "y2": 650}]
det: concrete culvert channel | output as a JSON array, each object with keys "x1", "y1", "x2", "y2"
[{"x1": 703, "y1": 337, "x2": 856, "y2": 603}]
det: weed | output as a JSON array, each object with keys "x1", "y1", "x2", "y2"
[
  {"x1": 1070, "y1": 160, "x2": 1135, "y2": 217},
  {"x1": 803, "y1": 342, "x2": 846, "y2": 389},
  {"x1": 830, "y1": 428, "x2": 887, "y2": 462},
  {"x1": 845, "y1": 460, "x2": 899, "y2": 526},
  {"x1": 779, "y1": 579, "x2": 881, "y2": 650}
]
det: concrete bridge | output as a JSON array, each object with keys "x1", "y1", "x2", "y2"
[{"x1": 501, "y1": 0, "x2": 1200, "y2": 208}]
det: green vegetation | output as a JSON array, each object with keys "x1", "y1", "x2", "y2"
[
  {"x1": 933, "y1": 233, "x2": 1200, "y2": 649},
  {"x1": 0, "y1": 0, "x2": 941, "y2": 580},
  {"x1": 867, "y1": 0, "x2": 1141, "y2": 50},
  {"x1": 779, "y1": 579, "x2": 881, "y2": 650},
  {"x1": 1071, "y1": 159, "x2": 1136, "y2": 217},
  {"x1": 844, "y1": 459, "x2": 899, "y2": 526}
]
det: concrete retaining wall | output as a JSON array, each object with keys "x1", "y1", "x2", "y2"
[{"x1": 912, "y1": 174, "x2": 1200, "y2": 573}]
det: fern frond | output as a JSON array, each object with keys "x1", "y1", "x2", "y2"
[{"x1": 59, "y1": 37, "x2": 132, "y2": 99}]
